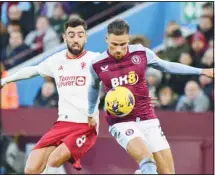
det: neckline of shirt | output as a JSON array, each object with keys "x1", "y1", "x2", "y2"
[
  {"x1": 106, "y1": 47, "x2": 130, "y2": 62},
  {"x1": 66, "y1": 50, "x2": 87, "y2": 60}
]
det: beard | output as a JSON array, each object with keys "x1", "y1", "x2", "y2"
[{"x1": 67, "y1": 43, "x2": 85, "y2": 56}]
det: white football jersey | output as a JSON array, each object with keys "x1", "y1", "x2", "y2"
[{"x1": 37, "y1": 49, "x2": 100, "y2": 123}]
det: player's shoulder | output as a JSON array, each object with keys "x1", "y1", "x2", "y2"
[
  {"x1": 46, "y1": 49, "x2": 67, "y2": 61},
  {"x1": 129, "y1": 44, "x2": 155, "y2": 57},
  {"x1": 128, "y1": 44, "x2": 147, "y2": 53},
  {"x1": 39, "y1": 49, "x2": 67, "y2": 66},
  {"x1": 91, "y1": 51, "x2": 108, "y2": 65},
  {"x1": 84, "y1": 51, "x2": 101, "y2": 64},
  {"x1": 53, "y1": 49, "x2": 67, "y2": 59},
  {"x1": 86, "y1": 50, "x2": 100, "y2": 57}
]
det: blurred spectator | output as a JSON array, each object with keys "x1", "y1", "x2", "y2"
[
  {"x1": 7, "y1": 20, "x2": 22, "y2": 34},
  {"x1": 0, "y1": 22, "x2": 9, "y2": 54},
  {"x1": 8, "y1": 4, "x2": 22, "y2": 21},
  {"x1": 1, "y1": 31, "x2": 34, "y2": 69},
  {"x1": 129, "y1": 35, "x2": 150, "y2": 48},
  {"x1": 50, "y1": 3, "x2": 68, "y2": 42},
  {"x1": 202, "y1": 3, "x2": 214, "y2": 20},
  {"x1": 33, "y1": 2, "x2": 58, "y2": 19},
  {"x1": 165, "y1": 21, "x2": 180, "y2": 39},
  {"x1": 33, "y1": 80, "x2": 58, "y2": 108},
  {"x1": 25, "y1": 16, "x2": 60, "y2": 54},
  {"x1": 33, "y1": 2, "x2": 45, "y2": 18},
  {"x1": 209, "y1": 39, "x2": 213, "y2": 48},
  {"x1": 159, "y1": 21, "x2": 190, "y2": 62},
  {"x1": 198, "y1": 75, "x2": 213, "y2": 100},
  {"x1": 0, "y1": 21, "x2": 23, "y2": 58},
  {"x1": 165, "y1": 52, "x2": 198, "y2": 95},
  {"x1": 146, "y1": 68, "x2": 162, "y2": 97},
  {"x1": 158, "y1": 86, "x2": 177, "y2": 110},
  {"x1": 176, "y1": 80, "x2": 210, "y2": 112},
  {"x1": 197, "y1": 15, "x2": 213, "y2": 41},
  {"x1": 2, "y1": 3, "x2": 34, "y2": 37},
  {"x1": 178, "y1": 52, "x2": 193, "y2": 66},
  {"x1": 0, "y1": 63, "x2": 19, "y2": 109},
  {"x1": 199, "y1": 48, "x2": 213, "y2": 68},
  {"x1": 190, "y1": 32, "x2": 208, "y2": 67}
]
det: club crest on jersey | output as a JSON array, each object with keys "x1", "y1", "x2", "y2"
[
  {"x1": 131, "y1": 55, "x2": 141, "y2": 64},
  {"x1": 111, "y1": 71, "x2": 139, "y2": 87},
  {"x1": 101, "y1": 65, "x2": 109, "y2": 72},
  {"x1": 81, "y1": 62, "x2": 86, "y2": 69}
]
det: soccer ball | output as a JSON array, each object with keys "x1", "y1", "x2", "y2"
[{"x1": 104, "y1": 86, "x2": 135, "y2": 117}]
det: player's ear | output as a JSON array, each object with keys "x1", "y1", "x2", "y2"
[
  {"x1": 105, "y1": 34, "x2": 108, "y2": 44},
  {"x1": 62, "y1": 33, "x2": 66, "y2": 43}
]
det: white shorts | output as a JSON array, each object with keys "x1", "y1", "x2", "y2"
[{"x1": 109, "y1": 118, "x2": 170, "y2": 153}]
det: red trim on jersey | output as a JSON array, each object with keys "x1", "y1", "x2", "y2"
[{"x1": 66, "y1": 50, "x2": 87, "y2": 60}]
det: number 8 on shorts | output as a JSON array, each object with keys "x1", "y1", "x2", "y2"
[{"x1": 76, "y1": 135, "x2": 86, "y2": 147}]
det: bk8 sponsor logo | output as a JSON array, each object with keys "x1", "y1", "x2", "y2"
[{"x1": 111, "y1": 71, "x2": 139, "y2": 87}]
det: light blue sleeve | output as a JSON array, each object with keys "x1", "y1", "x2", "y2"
[
  {"x1": 146, "y1": 48, "x2": 202, "y2": 75},
  {"x1": 1, "y1": 2, "x2": 8, "y2": 26},
  {"x1": 88, "y1": 63, "x2": 101, "y2": 116},
  {"x1": 17, "y1": 2, "x2": 31, "y2": 11}
]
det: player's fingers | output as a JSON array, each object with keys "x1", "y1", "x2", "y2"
[
  {"x1": 88, "y1": 121, "x2": 92, "y2": 127},
  {"x1": 89, "y1": 121, "x2": 95, "y2": 128}
]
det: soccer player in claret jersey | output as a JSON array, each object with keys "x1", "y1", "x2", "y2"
[
  {"x1": 0, "y1": 15, "x2": 100, "y2": 174},
  {"x1": 87, "y1": 19, "x2": 214, "y2": 174}
]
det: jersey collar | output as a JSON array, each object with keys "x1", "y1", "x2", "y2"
[
  {"x1": 66, "y1": 50, "x2": 87, "y2": 60},
  {"x1": 107, "y1": 47, "x2": 130, "y2": 61}
]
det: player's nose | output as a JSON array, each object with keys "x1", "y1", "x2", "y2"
[
  {"x1": 73, "y1": 35, "x2": 79, "y2": 43},
  {"x1": 116, "y1": 46, "x2": 122, "y2": 52}
]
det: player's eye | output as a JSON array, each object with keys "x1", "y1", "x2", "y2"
[
  {"x1": 120, "y1": 43, "x2": 126, "y2": 46},
  {"x1": 112, "y1": 43, "x2": 118, "y2": 46},
  {"x1": 68, "y1": 34, "x2": 75, "y2": 38}
]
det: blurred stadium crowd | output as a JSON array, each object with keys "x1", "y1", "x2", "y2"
[{"x1": 0, "y1": 2, "x2": 214, "y2": 113}]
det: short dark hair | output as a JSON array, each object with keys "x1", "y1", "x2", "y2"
[
  {"x1": 64, "y1": 15, "x2": 87, "y2": 31},
  {"x1": 107, "y1": 19, "x2": 129, "y2": 35},
  {"x1": 8, "y1": 20, "x2": 20, "y2": 26},
  {"x1": 202, "y1": 2, "x2": 213, "y2": 9},
  {"x1": 200, "y1": 15, "x2": 213, "y2": 21}
]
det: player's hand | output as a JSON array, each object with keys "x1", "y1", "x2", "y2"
[
  {"x1": 88, "y1": 116, "x2": 96, "y2": 128},
  {"x1": 201, "y1": 68, "x2": 214, "y2": 78},
  {"x1": 149, "y1": 96, "x2": 158, "y2": 107}
]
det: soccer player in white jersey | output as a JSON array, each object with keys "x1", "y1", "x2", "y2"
[
  {"x1": 87, "y1": 19, "x2": 214, "y2": 174},
  {"x1": 0, "y1": 16, "x2": 100, "y2": 174}
]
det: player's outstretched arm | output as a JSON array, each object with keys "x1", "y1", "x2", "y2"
[
  {"x1": 88, "y1": 64, "x2": 101, "y2": 127},
  {"x1": 152, "y1": 58, "x2": 214, "y2": 78},
  {"x1": 0, "y1": 66, "x2": 40, "y2": 89},
  {"x1": 146, "y1": 48, "x2": 214, "y2": 78}
]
